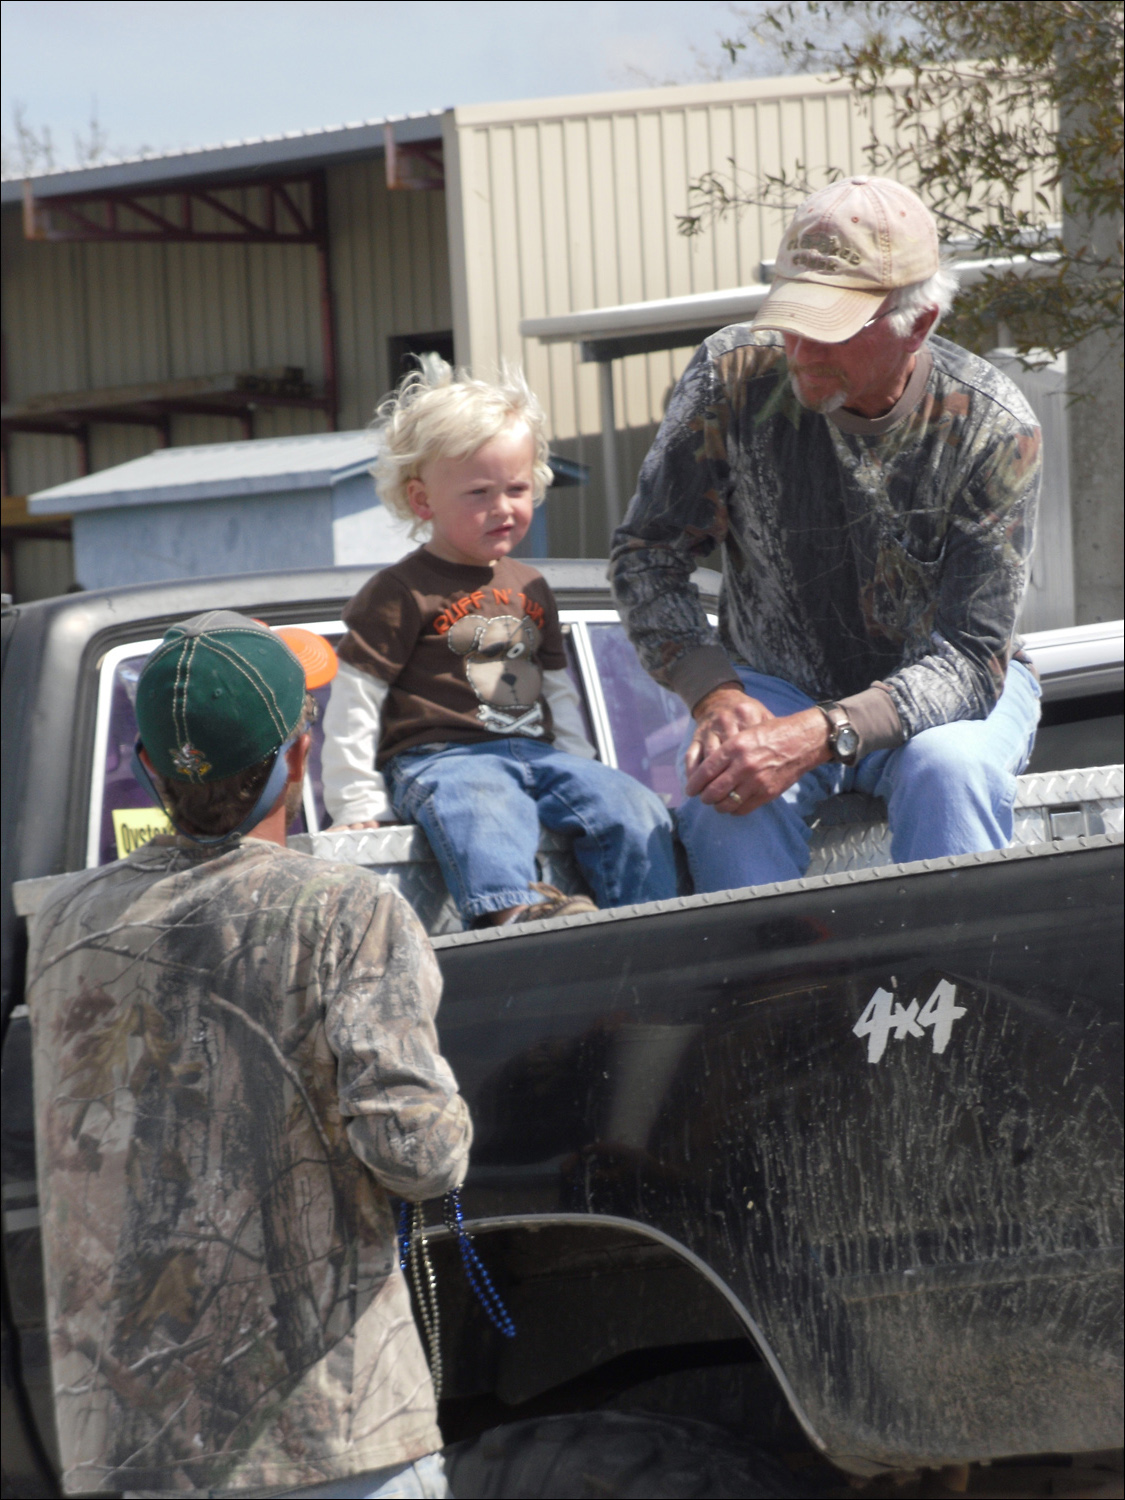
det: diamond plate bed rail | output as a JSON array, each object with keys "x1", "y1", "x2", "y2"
[
  {"x1": 1011, "y1": 764, "x2": 1124, "y2": 846},
  {"x1": 13, "y1": 766, "x2": 1121, "y2": 928},
  {"x1": 286, "y1": 763, "x2": 1123, "y2": 922},
  {"x1": 806, "y1": 763, "x2": 1122, "y2": 877},
  {"x1": 286, "y1": 826, "x2": 589, "y2": 934}
]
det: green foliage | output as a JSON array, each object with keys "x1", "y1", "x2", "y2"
[{"x1": 680, "y1": 1, "x2": 1123, "y2": 360}]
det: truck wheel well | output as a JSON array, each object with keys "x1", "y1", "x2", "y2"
[{"x1": 417, "y1": 1216, "x2": 812, "y2": 1457}]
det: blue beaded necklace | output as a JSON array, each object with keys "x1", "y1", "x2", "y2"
[
  {"x1": 442, "y1": 1188, "x2": 517, "y2": 1340},
  {"x1": 397, "y1": 1188, "x2": 516, "y2": 1399}
]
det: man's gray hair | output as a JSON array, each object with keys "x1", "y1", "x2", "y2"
[{"x1": 885, "y1": 264, "x2": 960, "y2": 339}]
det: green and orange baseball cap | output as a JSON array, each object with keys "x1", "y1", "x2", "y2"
[{"x1": 135, "y1": 610, "x2": 324, "y2": 784}]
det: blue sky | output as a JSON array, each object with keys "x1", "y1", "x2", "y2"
[{"x1": 1, "y1": 1, "x2": 767, "y2": 170}]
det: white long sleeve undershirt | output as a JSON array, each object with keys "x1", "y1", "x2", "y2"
[
  {"x1": 321, "y1": 663, "x2": 393, "y2": 825},
  {"x1": 321, "y1": 661, "x2": 597, "y2": 827}
]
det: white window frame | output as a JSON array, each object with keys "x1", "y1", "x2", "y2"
[{"x1": 559, "y1": 610, "x2": 621, "y2": 768}]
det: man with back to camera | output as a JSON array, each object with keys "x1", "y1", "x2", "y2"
[
  {"x1": 610, "y1": 176, "x2": 1043, "y2": 891},
  {"x1": 26, "y1": 611, "x2": 469, "y2": 1499}
]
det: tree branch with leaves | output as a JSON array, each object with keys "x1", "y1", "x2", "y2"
[{"x1": 679, "y1": 0, "x2": 1123, "y2": 361}]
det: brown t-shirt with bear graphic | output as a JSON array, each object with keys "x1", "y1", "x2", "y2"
[{"x1": 338, "y1": 548, "x2": 568, "y2": 767}]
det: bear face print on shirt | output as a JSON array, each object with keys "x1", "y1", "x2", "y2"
[{"x1": 337, "y1": 549, "x2": 567, "y2": 766}]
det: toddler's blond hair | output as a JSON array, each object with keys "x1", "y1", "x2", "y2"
[{"x1": 372, "y1": 357, "x2": 553, "y2": 532}]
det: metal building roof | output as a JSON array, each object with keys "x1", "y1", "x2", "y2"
[
  {"x1": 29, "y1": 430, "x2": 381, "y2": 515},
  {"x1": 0, "y1": 111, "x2": 446, "y2": 205}
]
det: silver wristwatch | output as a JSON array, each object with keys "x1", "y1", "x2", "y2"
[{"x1": 816, "y1": 701, "x2": 860, "y2": 765}]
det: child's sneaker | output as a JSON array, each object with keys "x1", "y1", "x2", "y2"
[{"x1": 513, "y1": 883, "x2": 597, "y2": 922}]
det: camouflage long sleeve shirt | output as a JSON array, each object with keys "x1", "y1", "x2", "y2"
[
  {"x1": 27, "y1": 836, "x2": 471, "y2": 1497},
  {"x1": 610, "y1": 330, "x2": 1041, "y2": 752}
]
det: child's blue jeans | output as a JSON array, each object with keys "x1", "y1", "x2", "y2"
[
  {"x1": 386, "y1": 738, "x2": 678, "y2": 922},
  {"x1": 677, "y1": 661, "x2": 1041, "y2": 893}
]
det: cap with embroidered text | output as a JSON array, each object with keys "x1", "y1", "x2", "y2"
[{"x1": 753, "y1": 176, "x2": 940, "y2": 343}]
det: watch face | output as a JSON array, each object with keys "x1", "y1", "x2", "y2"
[{"x1": 836, "y1": 724, "x2": 860, "y2": 758}]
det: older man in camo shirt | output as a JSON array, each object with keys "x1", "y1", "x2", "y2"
[
  {"x1": 27, "y1": 611, "x2": 469, "y2": 1500},
  {"x1": 610, "y1": 176, "x2": 1043, "y2": 892}
]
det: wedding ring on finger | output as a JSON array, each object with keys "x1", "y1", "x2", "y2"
[{"x1": 726, "y1": 790, "x2": 743, "y2": 805}]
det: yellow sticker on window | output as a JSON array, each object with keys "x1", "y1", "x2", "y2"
[{"x1": 112, "y1": 806, "x2": 173, "y2": 858}]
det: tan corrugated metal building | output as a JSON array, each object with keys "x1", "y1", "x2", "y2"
[
  {"x1": 442, "y1": 74, "x2": 918, "y2": 556},
  {"x1": 2, "y1": 72, "x2": 1049, "y2": 596}
]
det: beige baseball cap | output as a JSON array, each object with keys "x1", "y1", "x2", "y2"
[{"x1": 754, "y1": 176, "x2": 939, "y2": 343}]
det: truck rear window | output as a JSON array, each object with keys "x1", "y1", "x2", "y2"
[{"x1": 88, "y1": 615, "x2": 690, "y2": 864}]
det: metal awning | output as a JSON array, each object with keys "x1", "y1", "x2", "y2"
[
  {"x1": 523, "y1": 285, "x2": 767, "y2": 536},
  {"x1": 522, "y1": 283, "x2": 771, "y2": 364}
]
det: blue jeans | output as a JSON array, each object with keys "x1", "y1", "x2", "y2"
[
  {"x1": 677, "y1": 662, "x2": 1041, "y2": 893},
  {"x1": 387, "y1": 738, "x2": 679, "y2": 922},
  {"x1": 281, "y1": 1450, "x2": 450, "y2": 1497}
]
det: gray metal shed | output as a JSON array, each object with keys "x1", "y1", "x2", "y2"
[{"x1": 28, "y1": 430, "x2": 415, "y2": 589}]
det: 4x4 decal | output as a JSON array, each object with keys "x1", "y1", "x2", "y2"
[{"x1": 854, "y1": 980, "x2": 967, "y2": 1064}]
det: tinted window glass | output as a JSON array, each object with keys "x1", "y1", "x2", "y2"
[
  {"x1": 587, "y1": 623, "x2": 689, "y2": 807},
  {"x1": 561, "y1": 625, "x2": 597, "y2": 752},
  {"x1": 98, "y1": 654, "x2": 163, "y2": 865},
  {"x1": 304, "y1": 675, "x2": 337, "y2": 830}
]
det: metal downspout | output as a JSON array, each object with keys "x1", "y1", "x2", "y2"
[
  {"x1": 597, "y1": 359, "x2": 621, "y2": 547},
  {"x1": 313, "y1": 171, "x2": 338, "y2": 431}
]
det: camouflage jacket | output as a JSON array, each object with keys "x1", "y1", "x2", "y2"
[
  {"x1": 27, "y1": 837, "x2": 472, "y2": 1497},
  {"x1": 610, "y1": 330, "x2": 1041, "y2": 754}
]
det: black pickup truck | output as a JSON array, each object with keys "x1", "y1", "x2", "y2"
[{"x1": 3, "y1": 567, "x2": 1123, "y2": 1499}]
